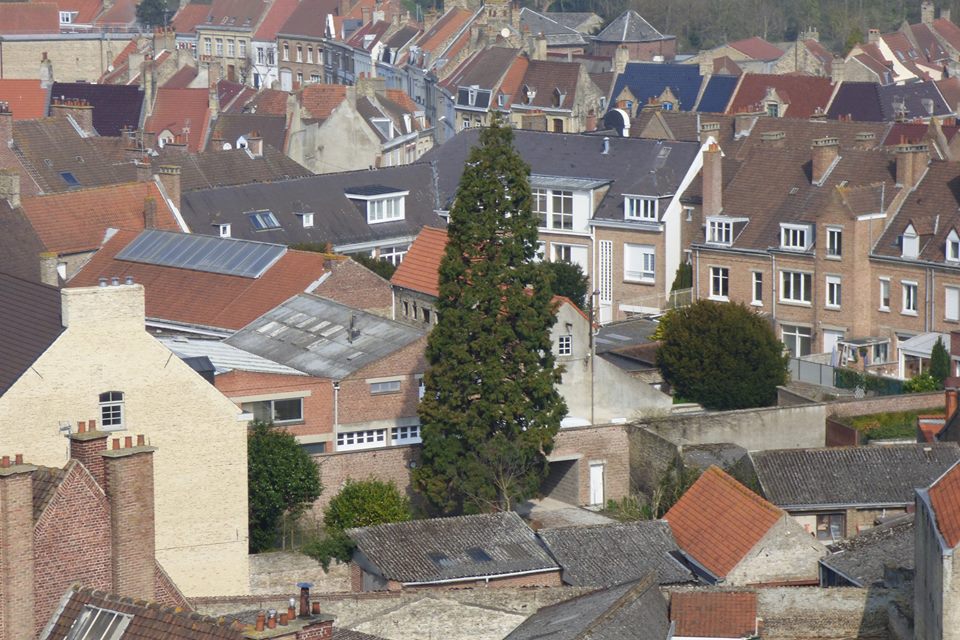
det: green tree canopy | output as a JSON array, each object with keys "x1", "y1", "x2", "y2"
[
  {"x1": 247, "y1": 422, "x2": 322, "y2": 552},
  {"x1": 930, "y1": 336, "x2": 950, "y2": 388},
  {"x1": 136, "y1": 0, "x2": 173, "y2": 27},
  {"x1": 414, "y1": 120, "x2": 567, "y2": 515},
  {"x1": 543, "y1": 260, "x2": 589, "y2": 309},
  {"x1": 656, "y1": 300, "x2": 788, "y2": 410},
  {"x1": 323, "y1": 479, "x2": 412, "y2": 532}
]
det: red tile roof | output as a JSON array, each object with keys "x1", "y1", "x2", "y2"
[
  {"x1": 664, "y1": 466, "x2": 783, "y2": 579},
  {"x1": 163, "y1": 65, "x2": 199, "y2": 89},
  {"x1": 413, "y1": 7, "x2": 471, "y2": 57},
  {"x1": 497, "y1": 55, "x2": 529, "y2": 109},
  {"x1": 0, "y1": 2, "x2": 59, "y2": 34},
  {"x1": 172, "y1": 2, "x2": 212, "y2": 34},
  {"x1": 68, "y1": 229, "x2": 329, "y2": 330},
  {"x1": 929, "y1": 460, "x2": 960, "y2": 548},
  {"x1": 384, "y1": 89, "x2": 419, "y2": 114},
  {"x1": 726, "y1": 73, "x2": 834, "y2": 119},
  {"x1": 245, "y1": 88, "x2": 290, "y2": 116},
  {"x1": 728, "y1": 36, "x2": 784, "y2": 61},
  {"x1": 937, "y1": 78, "x2": 960, "y2": 112},
  {"x1": 20, "y1": 182, "x2": 180, "y2": 254},
  {"x1": 0, "y1": 80, "x2": 48, "y2": 119},
  {"x1": 47, "y1": 0, "x2": 103, "y2": 24},
  {"x1": 299, "y1": 84, "x2": 347, "y2": 119},
  {"x1": 254, "y1": 0, "x2": 299, "y2": 40},
  {"x1": 391, "y1": 226, "x2": 447, "y2": 296},
  {"x1": 144, "y1": 87, "x2": 210, "y2": 151},
  {"x1": 670, "y1": 591, "x2": 758, "y2": 638},
  {"x1": 933, "y1": 18, "x2": 960, "y2": 52},
  {"x1": 95, "y1": 0, "x2": 136, "y2": 25}
]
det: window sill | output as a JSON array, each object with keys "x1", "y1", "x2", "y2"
[
  {"x1": 825, "y1": 305, "x2": 841, "y2": 311},
  {"x1": 945, "y1": 318, "x2": 959, "y2": 324},
  {"x1": 370, "y1": 391, "x2": 402, "y2": 396},
  {"x1": 101, "y1": 425, "x2": 125, "y2": 432},
  {"x1": 750, "y1": 301, "x2": 763, "y2": 307},
  {"x1": 879, "y1": 307, "x2": 890, "y2": 313},
  {"x1": 779, "y1": 300, "x2": 812, "y2": 307},
  {"x1": 274, "y1": 420, "x2": 305, "y2": 426},
  {"x1": 709, "y1": 295, "x2": 729, "y2": 302},
  {"x1": 825, "y1": 255, "x2": 842, "y2": 261},
  {"x1": 901, "y1": 310, "x2": 919, "y2": 316},
  {"x1": 624, "y1": 277, "x2": 656, "y2": 285}
]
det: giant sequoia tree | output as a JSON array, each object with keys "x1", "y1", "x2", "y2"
[{"x1": 414, "y1": 121, "x2": 567, "y2": 515}]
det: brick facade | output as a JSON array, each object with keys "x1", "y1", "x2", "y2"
[
  {"x1": 312, "y1": 444, "x2": 420, "y2": 511},
  {"x1": 551, "y1": 424, "x2": 630, "y2": 506},
  {"x1": 314, "y1": 258, "x2": 393, "y2": 319},
  {"x1": 104, "y1": 447, "x2": 156, "y2": 602},
  {"x1": 338, "y1": 337, "x2": 427, "y2": 429},
  {"x1": 0, "y1": 467, "x2": 35, "y2": 640}
]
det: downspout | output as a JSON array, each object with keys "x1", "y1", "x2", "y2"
[
  {"x1": 771, "y1": 253, "x2": 778, "y2": 321},
  {"x1": 694, "y1": 247, "x2": 700, "y2": 299},
  {"x1": 333, "y1": 381, "x2": 340, "y2": 443},
  {"x1": 927, "y1": 267, "x2": 934, "y2": 332}
]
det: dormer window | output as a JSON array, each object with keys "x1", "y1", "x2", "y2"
[
  {"x1": 300, "y1": 213, "x2": 314, "y2": 228},
  {"x1": 497, "y1": 93, "x2": 506, "y2": 107},
  {"x1": 947, "y1": 229, "x2": 960, "y2": 262},
  {"x1": 371, "y1": 117, "x2": 394, "y2": 140},
  {"x1": 707, "y1": 218, "x2": 733, "y2": 245},
  {"x1": 249, "y1": 210, "x2": 280, "y2": 230},
  {"x1": 467, "y1": 86, "x2": 478, "y2": 107},
  {"x1": 523, "y1": 84, "x2": 536, "y2": 104},
  {"x1": 902, "y1": 223, "x2": 919, "y2": 259},
  {"x1": 625, "y1": 197, "x2": 657, "y2": 222},
  {"x1": 59, "y1": 10, "x2": 74, "y2": 23},
  {"x1": 766, "y1": 102, "x2": 780, "y2": 118},
  {"x1": 780, "y1": 223, "x2": 811, "y2": 251},
  {"x1": 554, "y1": 88, "x2": 566, "y2": 108},
  {"x1": 217, "y1": 223, "x2": 231, "y2": 238},
  {"x1": 346, "y1": 187, "x2": 409, "y2": 224}
]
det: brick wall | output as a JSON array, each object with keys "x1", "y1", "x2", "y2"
[
  {"x1": 312, "y1": 445, "x2": 420, "y2": 512},
  {"x1": 827, "y1": 391, "x2": 944, "y2": 418},
  {"x1": 594, "y1": 226, "x2": 667, "y2": 320},
  {"x1": 104, "y1": 447, "x2": 156, "y2": 602},
  {"x1": 825, "y1": 417, "x2": 859, "y2": 446},
  {"x1": 0, "y1": 39, "x2": 129, "y2": 82},
  {"x1": 551, "y1": 424, "x2": 630, "y2": 505},
  {"x1": 315, "y1": 258, "x2": 393, "y2": 319},
  {"x1": 626, "y1": 426, "x2": 681, "y2": 496},
  {"x1": 0, "y1": 468, "x2": 35, "y2": 640},
  {"x1": 339, "y1": 337, "x2": 427, "y2": 428}
]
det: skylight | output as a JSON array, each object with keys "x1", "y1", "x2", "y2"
[
  {"x1": 64, "y1": 606, "x2": 132, "y2": 640},
  {"x1": 249, "y1": 210, "x2": 281, "y2": 230},
  {"x1": 60, "y1": 171, "x2": 80, "y2": 187}
]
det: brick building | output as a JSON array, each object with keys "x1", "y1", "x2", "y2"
[
  {"x1": 589, "y1": 10, "x2": 676, "y2": 62},
  {"x1": 0, "y1": 429, "x2": 188, "y2": 640}
]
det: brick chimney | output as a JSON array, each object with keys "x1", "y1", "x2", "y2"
[
  {"x1": 143, "y1": 197, "x2": 157, "y2": 229},
  {"x1": 0, "y1": 169, "x2": 21, "y2": 208},
  {"x1": 831, "y1": 56, "x2": 845, "y2": 84},
  {"x1": 39, "y1": 52, "x2": 54, "y2": 89},
  {"x1": 0, "y1": 456, "x2": 37, "y2": 640},
  {"x1": 356, "y1": 73, "x2": 385, "y2": 99},
  {"x1": 246, "y1": 132, "x2": 263, "y2": 158},
  {"x1": 896, "y1": 143, "x2": 929, "y2": 189},
  {"x1": 102, "y1": 436, "x2": 156, "y2": 601},
  {"x1": 867, "y1": 28, "x2": 880, "y2": 44},
  {"x1": 157, "y1": 165, "x2": 181, "y2": 210},
  {"x1": 613, "y1": 45, "x2": 629, "y2": 74},
  {"x1": 0, "y1": 102, "x2": 12, "y2": 148},
  {"x1": 135, "y1": 160, "x2": 152, "y2": 182},
  {"x1": 702, "y1": 143, "x2": 722, "y2": 217},
  {"x1": 811, "y1": 137, "x2": 839, "y2": 185},
  {"x1": 50, "y1": 98, "x2": 95, "y2": 136},
  {"x1": 69, "y1": 420, "x2": 109, "y2": 488},
  {"x1": 38, "y1": 252, "x2": 59, "y2": 287}
]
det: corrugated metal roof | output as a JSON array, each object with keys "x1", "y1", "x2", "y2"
[
  {"x1": 225, "y1": 294, "x2": 425, "y2": 379},
  {"x1": 159, "y1": 336, "x2": 307, "y2": 376},
  {"x1": 531, "y1": 174, "x2": 611, "y2": 190}
]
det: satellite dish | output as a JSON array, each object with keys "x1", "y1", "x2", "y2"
[
  {"x1": 222, "y1": 142, "x2": 233, "y2": 150},
  {"x1": 500, "y1": 27, "x2": 510, "y2": 38}
]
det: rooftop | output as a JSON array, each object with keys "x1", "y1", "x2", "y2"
[
  {"x1": 726, "y1": 74, "x2": 834, "y2": 119},
  {"x1": 927, "y1": 459, "x2": 960, "y2": 548},
  {"x1": 728, "y1": 36, "x2": 785, "y2": 61},
  {"x1": 0, "y1": 79, "x2": 49, "y2": 120},
  {"x1": 0, "y1": 2, "x2": 59, "y2": 34},
  {"x1": 611, "y1": 63, "x2": 703, "y2": 112},
  {"x1": 49, "y1": 82, "x2": 144, "y2": 137},
  {"x1": 390, "y1": 226, "x2": 447, "y2": 296},
  {"x1": 594, "y1": 9, "x2": 670, "y2": 43},
  {"x1": 0, "y1": 272, "x2": 63, "y2": 395},
  {"x1": 160, "y1": 336, "x2": 304, "y2": 376},
  {"x1": 670, "y1": 591, "x2": 759, "y2": 638},
  {"x1": 819, "y1": 514, "x2": 914, "y2": 587}
]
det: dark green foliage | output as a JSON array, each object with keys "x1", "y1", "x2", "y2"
[
  {"x1": 905, "y1": 372, "x2": 940, "y2": 393},
  {"x1": 350, "y1": 253, "x2": 398, "y2": 280},
  {"x1": 834, "y1": 367, "x2": 905, "y2": 395},
  {"x1": 136, "y1": 0, "x2": 175, "y2": 27},
  {"x1": 289, "y1": 242, "x2": 332, "y2": 253},
  {"x1": 543, "y1": 260, "x2": 588, "y2": 309},
  {"x1": 302, "y1": 531, "x2": 356, "y2": 571},
  {"x1": 414, "y1": 119, "x2": 567, "y2": 515},
  {"x1": 247, "y1": 422, "x2": 322, "y2": 552},
  {"x1": 670, "y1": 263, "x2": 692, "y2": 292},
  {"x1": 656, "y1": 300, "x2": 788, "y2": 410},
  {"x1": 643, "y1": 454, "x2": 700, "y2": 518},
  {"x1": 931, "y1": 337, "x2": 950, "y2": 387},
  {"x1": 842, "y1": 406, "x2": 944, "y2": 442},
  {"x1": 323, "y1": 479, "x2": 412, "y2": 531}
]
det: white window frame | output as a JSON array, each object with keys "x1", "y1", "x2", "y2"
[
  {"x1": 366, "y1": 196, "x2": 406, "y2": 224},
  {"x1": 204, "y1": 38, "x2": 212, "y2": 55},
  {"x1": 217, "y1": 223, "x2": 231, "y2": 238},
  {"x1": 879, "y1": 277, "x2": 891, "y2": 311},
  {"x1": 780, "y1": 270, "x2": 812, "y2": 304},
  {"x1": 902, "y1": 280, "x2": 919, "y2": 315},
  {"x1": 826, "y1": 226, "x2": 842, "y2": 258},
  {"x1": 946, "y1": 285, "x2": 960, "y2": 321},
  {"x1": 59, "y1": 10, "x2": 73, "y2": 23},
  {"x1": 392, "y1": 424, "x2": 421, "y2": 445},
  {"x1": 239, "y1": 40, "x2": 246, "y2": 59},
  {"x1": 624, "y1": 243, "x2": 655, "y2": 283},
  {"x1": 215, "y1": 38, "x2": 223, "y2": 56},
  {"x1": 751, "y1": 271, "x2": 763, "y2": 306},
  {"x1": 780, "y1": 224, "x2": 810, "y2": 251},
  {"x1": 378, "y1": 244, "x2": 408, "y2": 265},
  {"x1": 257, "y1": 46, "x2": 265, "y2": 64},
  {"x1": 826, "y1": 275, "x2": 842, "y2": 309},
  {"x1": 282, "y1": 42, "x2": 289, "y2": 61},
  {"x1": 781, "y1": 324, "x2": 812, "y2": 357},
  {"x1": 551, "y1": 190, "x2": 573, "y2": 230},
  {"x1": 902, "y1": 224, "x2": 919, "y2": 259},
  {"x1": 370, "y1": 380, "x2": 401, "y2": 394},
  {"x1": 558, "y1": 334, "x2": 572, "y2": 356},
  {"x1": 336, "y1": 428, "x2": 387, "y2": 451},
  {"x1": 99, "y1": 391, "x2": 125, "y2": 430},
  {"x1": 301, "y1": 213, "x2": 314, "y2": 228},
  {"x1": 227, "y1": 39, "x2": 235, "y2": 57},
  {"x1": 625, "y1": 197, "x2": 658, "y2": 222},
  {"x1": 948, "y1": 230, "x2": 960, "y2": 262},
  {"x1": 709, "y1": 266, "x2": 729, "y2": 301},
  {"x1": 707, "y1": 218, "x2": 733, "y2": 245}
]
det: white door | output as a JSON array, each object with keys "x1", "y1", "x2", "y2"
[
  {"x1": 280, "y1": 68, "x2": 293, "y2": 92},
  {"x1": 823, "y1": 329, "x2": 843, "y2": 354},
  {"x1": 598, "y1": 240, "x2": 613, "y2": 324},
  {"x1": 589, "y1": 463, "x2": 604, "y2": 505}
]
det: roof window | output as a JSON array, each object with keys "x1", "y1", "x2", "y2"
[
  {"x1": 64, "y1": 606, "x2": 132, "y2": 640},
  {"x1": 60, "y1": 171, "x2": 80, "y2": 187},
  {"x1": 249, "y1": 210, "x2": 280, "y2": 230}
]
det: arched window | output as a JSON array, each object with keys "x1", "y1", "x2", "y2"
[{"x1": 99, "y1": 391, "x2": 124, "y2": 429}]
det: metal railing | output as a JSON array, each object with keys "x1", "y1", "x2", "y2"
[
  {"x1": 789, "y1": 357, "x2": 836, "y2": 388},
  {"x1": 618, "y1": 287, "x2": 693, "y2": 316}
]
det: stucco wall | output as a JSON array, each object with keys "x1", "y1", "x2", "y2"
[
  {"x1": 915, "y1": 495, "x2": 956, "y2": 640},
  {"x1": 0, "y1": 37, "x2": 132, "y2": 82},
  {"x1": 725, "y1": 516, "x2": 826, "y2": 586},
  {"x1": 0, "y1": 285, "x2": 249, "y2": 596}
]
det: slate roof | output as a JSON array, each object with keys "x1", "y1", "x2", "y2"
[
  {"x1": 594, "y1": 9, "x2": 669, "y2": 43},
  {"x1": 819, "y1": 514, "x2": 914, "y2": 587},
  {"x1": 49, "y1": 83, "x2": 143, "y2": 137},
  {"x1": 68, "y1": 229, "x2": 329, "y2": 331},
  {"x1": 611, "y1": 63, "x2": 703, "y2": 112},
  {"x1": 664, "y1": 466, "x2": 784, "y2": 580},
  {"x1": 827, "y1": 81, "x2": 884, "y2": 122},
  {"x1": 159, "y1": 336, "x2": 305, "y2": 376},
  {"x1": 226, "y1": 294, "x2": 425, "y2": 379},
  {"x1": 211, "y1": 113, "x2": 286, "y2": 151},
  {"x1": 0, "y1": 272, "x2": 63, "y2": 395},
  {"x1": 728, "y1": 36, "x2": 784, "y2": 61},
  {"x1": 0, "y1": 200, "x2": 46, "y2": 282},
  {"x1": 727, "y1": 74, "x2": 834, "y2": 119},
  {"x1": 750, "y1": 444, "x2": 960, "y2": 509},
  {"x1": 178, "y1": 163, "x2": 444, "y2": 248},
  {"x1": 670, "y1": 591, "x2": 758, "y2": 638},
  {"x1": 0, "y1": 3, "x2": 59, "y2": 34},
  {"x1": 538, "y1": 521, "x2": 693, "y2": 586},
  {"x1": 423, "y1": 129, "x2": 700, "y2": 222},
  {"x1": 518, "y1": 7, "x2": 588, "y2": 47},
  {"x1": 349, "y1": 512, "x2": 556, "y2": 583},
  {"x1": 516, "y1": 59, "x2": 583, "y2": 110},
  {"x1": 390, "y1": 226, "x2": 447, "y2": 296},
  {"x1": 151, "y1": 145, "x2": 312, "y2": 192},
  {"x1": 0, "y1": 80, "x2": 49, "y2": 120},
  {"x1": 926, "y1": 459, "x2": 960, "y2": 548},
  {"x1": 504, "y1": 573, "x2": 670, "y2": 640},
  {"x1": 877, "y1": 81, "x2": 952, "y2": 120},
  {"x1": 441, "y1": 47, "x2": 519, "y2": 92},
  {"x1": 20, "y1": 182, "x2": 180, "y2": 255},
  {"x1": 43, "y1": 586, "x2": 243, "y2": 640},
  {"x1": 697, "y1": 75, "x2": 738, "y2": 113}
]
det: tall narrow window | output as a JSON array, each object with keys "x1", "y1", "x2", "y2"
[
  {"x1": 710, "y1": 266, "x2": 729, "y2": 300},
  {"x1": 99, "y1": 391, "x2": 124, "y2": 429},
  {"x1": 827, "y1": 227, "x2": 842, "y2": 257},
  {"x1": 551, "y1": 191, "x2": 573, "y2": 230},
  {"x1": 751, "y1": 272, "x2": 763, "y2": 305},
  {"x1": 902, "y1": 281, "x2": 918, "y2": 314},
  {"x1": 533, "y1": 188, "x2": 548, "y2": 227},
  {"x1": 826, "y1": 275, "x2": 842, "y2": 309},
  {"x1": 879, "y1": 278, "x2": 891, "y2": 311}
]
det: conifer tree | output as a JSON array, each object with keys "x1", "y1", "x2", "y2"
[{"x1": 414, "y1": 121, "x2": 567, "y2": 515}]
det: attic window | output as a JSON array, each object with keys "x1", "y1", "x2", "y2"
[
  {"x1": 948, "y1": 230, "x2": 960, "y2": 262},
  {"x1": 902, "y1": 224, "x2": 919, "y2": 259},
  {"x1": 467, "y1": 86, "x2": 478, "y2": 107},
  {"x1": 216, "y1": 223, "x2": 231, "y2": 238},
  {"x1": 523, "y1": 84, "x2": 536, "y2": 104},
  {"x1": 497, "y1": 94, "x2": 506, "y2": 107},
  {"x1": 248, "y1": 210, "x2": 280, "y2": 230},
  {"x1": 780, "y1": 223, "x2": 812, "y2": 251},
  {"x1": 60, "y1": 172, "x2": 80, "y2": 187},
  {"x1": 64, "y1": 606, "x2": 132, "y2": 640},
  {"x1": 300, "y1": 212, "x2": 314, "y2": 228},
  {"x1": 789, "y1": 187, "x2": 799, "y2": 195},
  {"x1": 366, "y1": 196, "x2": 405, "y2": 223},
  {"x1": 554, "y1": 88, "x2": 566, "y2": 108},
  {"x1": 59, "y1": 11, "x2": 73, "y2": 24}
]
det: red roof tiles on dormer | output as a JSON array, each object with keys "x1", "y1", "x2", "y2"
[
  {"x1": 0, "y1": 2, "x2": 59, "y2": 34},
  {"x1": 144, "y1": 87, "x2": 211, "y2": 152},
  {"x1": 726, "y1": 74, "x2": 834, "y2": 119},
  {"x1": 929, "y1": 461, "x2": 960, "y2": 547},
  {"x1": 390, "y1": 226, "x2": 448, "y2": 296}
]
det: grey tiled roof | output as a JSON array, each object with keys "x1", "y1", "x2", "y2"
[
  {"x1": 594, "y1": 9, "x2": 670, "y2": 43},
  {"x1": 347, "y1": 512, "x2": 558, "y2": 584},
  {"x1": 519, "y1": 8, "x2": 588, "y2": 46},
  {"x1": 225, "y1": 294, "x2": 425, "y2": 380},
  {"x1": 538, "y1": 521, "x2": 694, "y2": 586},
  {"x1": 751, "y1": 444, "x2": 960, "y2": 509},
  {"x1": 504, "y1": 573, "x2": 669, "y2": 640},
  {"x1": 0, "y1": 272, "x2": 63, "y2": 395},
  {"x1": 820, "y1": 514, "x2": 914, "y2": 587}
]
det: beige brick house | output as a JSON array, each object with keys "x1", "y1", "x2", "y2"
[{"x1": 0, "y1": 277, "x2": 249, "y2": 597}]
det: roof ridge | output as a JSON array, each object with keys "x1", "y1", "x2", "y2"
[{"x1": 704, "y1": 465, "x2": 782, "y2": 517}]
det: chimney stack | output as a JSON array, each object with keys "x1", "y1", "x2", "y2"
[
  {"x1": 811, "y1": 137, "x2": 840, "y2": 185},
  {"x1": 0, "y1": 102, "x2": 12, "y2": 148},
  {"x1": 50, "y1": 98, "x2": 95, "y2": 136},
  {"x1": 38, "y1": 252, "x2": 60, "y2": 287},
  {"x1": 246, "y1": 132, "x2": 264, "y2": 158},
  {"x1": 0, "y1": 169, "x2": 21, "y2": 208},
  {"x1": 532, "y1": 33, "x2": 547, "y2": 61},
  {"x1": 922, "y1": 0, "x2": 935, "y2": 25},
  {"x1": 895, "y1": 143, "x2": 929, "y2": 190},
  {"x1": 157, "y1": 165, "x2": 181, "y2": 211},
  {"x1": 135, "y1": 160, "x2": 152, "y2": 183},
  {"x1": 69, "y1": 420, "x2": 109, "y2": 488},
  {"x1": 947, "y1": 386, "x2": 958, "y2": 422},
  {"x1": 0, "y1": 457, "x2": 37, "y2": 640},
  {"x1": 867, "y1": 28, "x2": 880, "y2": 44},
  {"x1": 702, "y1": 143, "x2": 723, "y2": 217},
  {"x1": 613, "y1": 45, "x2": 629, "y2": 74},
  {"x1": 831, "y1": 56, "x2": 845, "y2": 84},
  {"x1": 102, "y1": 437, "x2": 157, "y2": 601},
  {"x1": 39, "y1": 52, "x2": 54, "y2": 89}
]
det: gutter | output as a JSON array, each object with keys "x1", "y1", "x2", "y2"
[
  {"x1": 780, "y1": 502, "x2": 912, "y2": 511},
  {"x1": 401, "y1": 566, "x2": 559, "y2": 587}
]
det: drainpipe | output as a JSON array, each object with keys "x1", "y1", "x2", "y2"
[
  {"x1": 694, "y1": 248, "x2": 700, "y2": 299},
  {"x1": 333, "y1": 381, "x2": 340, "y2": 440},
  {"x1": 771, "y1": 253, "x2": 778, "y2": 321}
]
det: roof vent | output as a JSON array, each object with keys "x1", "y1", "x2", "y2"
[
  {"x1": 700, "y1": 122, "x2": 720, "y2": 132},
  {"x1": 855, "y1": 131, "x2": 876, "y2": 141},
  {"x1": 760, "y1": 130, "x2": 785, "y2": 141},
  {"x1": 601, "y1": 137, "x2": 610, "y2": 155}
]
